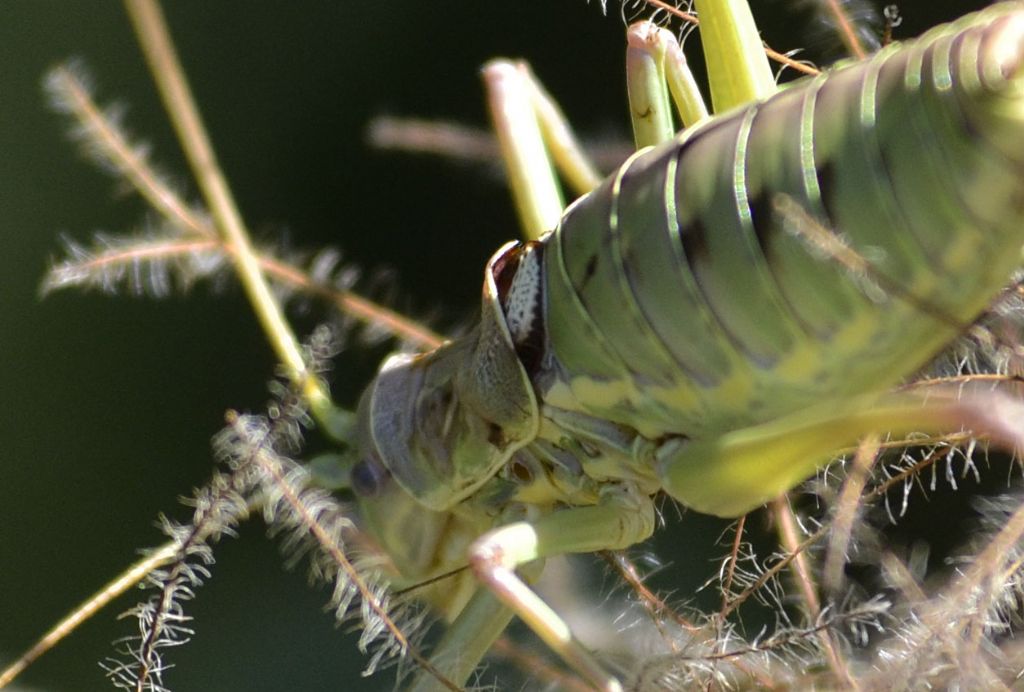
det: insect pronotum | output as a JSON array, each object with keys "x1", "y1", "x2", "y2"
[{"x1": 6, "y1": 0, "x2": 1024, "y2": 687}]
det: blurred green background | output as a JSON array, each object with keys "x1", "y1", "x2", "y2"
[{"x1": 0, "y1": 2, "x2": 991, "y2": 690}]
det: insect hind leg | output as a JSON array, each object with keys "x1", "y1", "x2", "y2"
[{"x1": 656, "y1": 388, "x2": 1024, "y2": 519}]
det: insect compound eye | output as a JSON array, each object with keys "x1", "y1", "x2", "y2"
[{"x1": 350, "y1": 456, "x2": 390, "y2": 498}]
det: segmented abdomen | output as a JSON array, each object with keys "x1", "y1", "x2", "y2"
[{"x1": 539, "y1": 4, "x2": 1024, "y2": 439}]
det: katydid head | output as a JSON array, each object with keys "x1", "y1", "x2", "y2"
[{"x1": 355, "y1": 242, "x2": 540, "y2": 513}]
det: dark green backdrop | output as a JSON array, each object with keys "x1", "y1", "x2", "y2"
[{"x1": 0, "y1": 2, "x2": 991, "y2": 690}]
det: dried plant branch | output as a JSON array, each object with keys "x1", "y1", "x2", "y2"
[
  {"x1": 103, "y1": 456, "x2": 255, "y2": 691},
  {"x1": 98, "y1": 330, "x2": 457, "y2": 691},
  {"x1": 367, "y1": 116, "x2": 633, "y2": 175},
  {"x1": 42, "y1": 62, "x2": 443, "y2": 351},
  {"x1": 45, "y1": 63, "x2": 210, "y2": 238},
  {"x1": 217, "y1": 415, "x2": 453, "y2": 687},
  {"x1": 630, "y1": 597, "x2": 891, "y2": 688},
  {"x1": 823, "y1": 436, "x2": 879, "y2": 593},
  {"x1": 720, "y1": 522, "x2": 822, "y2": 620},
  {"x1": 863, "y1": 495, "x2": 1024, "y2": 688},
  {"x1": 0, "y1": 541, "x2": 179, "y2": 689},
  {"x1": 122, "y1": 0, "x2": 323, "y2": 415},
  {"x1": 719, "y1": 514, "x2": 746, "y2": 616},
  {"x1": 814, "y1": 0, "x2": 872, "y2": 58},
  {"x1": 772, "y1": 497, "x2": 852, "y2": 687},
  {"x1": 489, "y1": 636, "x2": 595, "y2": 692}
]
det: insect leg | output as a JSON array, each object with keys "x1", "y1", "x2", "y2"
[
  {"x1": 467, "y1": 486, "x2": 657, "y2": 691},
  {"x1": 692, "y1": 0, "x2": 776, "y2": 111},
  {"x1": 407, "y1": 588, "x2": 515, "y2": 692},
  {"x1": 656, "y1": 389, "x2": 1024, "y2": 518},
  {"x1": 627, "y1": 0, "x2": 792, "y2": 132},
  {"x1": 517, "y1": 64, "x2": 604, "y2": 198},
  {"x1": 482, "y1": 60, "x2": 603, "y2": 240},
  {"x1": 483, "y1": 60, "x2": 563, "y2": 239},
  {"x1": 626, "y1": 21, "x2": 707, "y2": 148}
]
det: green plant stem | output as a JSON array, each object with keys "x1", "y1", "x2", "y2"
[{"x1": 122, "y1": 0, "x2": 332, "y2": 421}]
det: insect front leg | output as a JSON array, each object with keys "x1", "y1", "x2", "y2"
[
  {"x1": 468, "y1": 485, "x2": 655, "y2": 692},
  {"x1": 407, "y1": 483, "x2": 655, "y2": 692}
]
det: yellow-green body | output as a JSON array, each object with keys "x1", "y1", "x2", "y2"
[{"x1": 541, "y1": 5, "x2": 1024, "y2": 516}]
